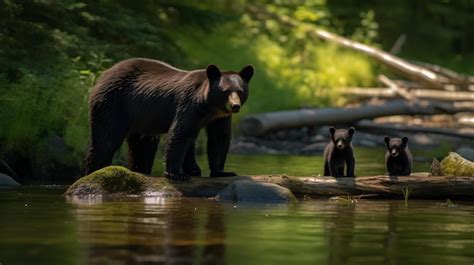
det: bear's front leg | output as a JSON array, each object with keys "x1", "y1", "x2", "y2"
[
  {"x1": 206, "y1": 116, "x2": 237, "y2": 178},
  {"x1": 165, "y1": 118, "x2": 199, "y2": 181},
  {"x1": 329, "y1": 161, "x2": 343, "y2": 178},
  {"x1": 346, "y1": 157, "x2": 356, "y2": 178}
]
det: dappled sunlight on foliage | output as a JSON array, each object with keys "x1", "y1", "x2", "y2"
[{"x1": 1, "y1": 0, "x2": 472, "y2": 159}]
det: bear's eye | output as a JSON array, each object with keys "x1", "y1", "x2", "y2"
[{"x1": 235, "y1": 90, "x2": 243, "y2": 97}]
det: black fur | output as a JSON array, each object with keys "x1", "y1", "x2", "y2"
[
  {"x1": 84, "y1": 58, "x2": 254, "y2": 181},
  {"x1": 384, "y1": 136, "x2": 412, "y2": 176},
  {"x1": 323, "y1": 127, "x2": 356, "y2": 177}
]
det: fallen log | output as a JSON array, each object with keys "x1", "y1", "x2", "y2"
[
  {"x1": 355, "y1": 120, "x2": 474, "y2": 139},
  {"x1": 312, "y1": 29, "x2": 452, "y2": 88},
  {"x1": 378, "y1": 74, "x2": 415, "y2": 100},
  {"x1": 239, "y1": 100, "x2": 474, "y2": 136},
  {"x1": 148, "y1": 175, "x2": 474, "y2": 199},
  {"x1": 343, "y1": 87, "x2": 474, "y2": 101},
  {"x1": 65, "y1": 167, "x2": 474, "y2": 199},
  {"x1": 247, "y1": 5, "x2": 474, "y2": 90}
]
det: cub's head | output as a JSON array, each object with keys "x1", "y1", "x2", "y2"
[
  {"x1": 384, "y1": 137, "x2": 408, "y2": 157},
  {"x1": 206, "y1": 64, "x2": 254, "y2": 114},
  {"x1": 329, "y1": 127, "x2": 355, "y2": 150}
]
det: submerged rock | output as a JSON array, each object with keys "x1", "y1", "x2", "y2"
[
  {"x1": 215, "y1": 180, "x2": 297, "y2": 203},
  {"x1": 0, "y1": 173, "x2": 20, "y2": 189}
]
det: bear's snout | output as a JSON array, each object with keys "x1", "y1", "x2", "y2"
[
  {"x1": 336, "y1": 140, "x2": 345, "y2": 149},
  {"x1": 231, "y1": 104, "x2": 240, "y2": 113},
  {"x1": 228, "y1": 92, "x2": 241, "y2": 113},
  {"x1": 391, "y1": 149, "x2": 399, "y2": 157}
]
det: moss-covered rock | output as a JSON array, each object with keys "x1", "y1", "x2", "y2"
[
  {"x1": 65, "y1": 166, "x2": 179, "y2": 197},
  {"x1": 440, "y1": 152, "x2": 474, "y2": 177}
]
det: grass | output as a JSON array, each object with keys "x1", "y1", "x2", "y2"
[{"x1": 401, "y1": 186, "x2": 411, "y2": 205}]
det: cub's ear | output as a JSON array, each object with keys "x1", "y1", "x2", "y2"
[
  {"x1": 329, "y1": 126, "x2": 336, "y2": 136},
  {"x1": 239, "y1": 65, "x2": 254, "y2": 83},
  {"x1": 348, "y1": 127, "x2": 355, "y2": 136},
  {"x1": 384, "y1": 136, "x2": 390, "y2": 146},
  {"x1": 402, "y1": 137, "x2": 408, "y2": 145},
  {"x1": 206, "y1": 64, "x2": 221, "y2": 83}
]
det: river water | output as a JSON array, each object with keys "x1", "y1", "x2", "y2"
[{"x1": 1, "y1": 150, "x2": 473, "y2": 265}]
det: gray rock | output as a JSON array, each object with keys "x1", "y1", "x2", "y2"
[
  {"x1": 456, "y1": 147, "x2": 474, "y2": 161},
  {"x1": 216, "y1": 180, "x2": 297, "y2": 203},
  {"x1": 300, "y1": 142, "x2": 326, "y2": 154},
  {"x1": 0, "y1": 173, "x2": 20, "y2": 188}
]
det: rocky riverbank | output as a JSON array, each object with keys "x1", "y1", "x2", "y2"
[{"x1": 230, "y1": 125, "x2": 473, "y2": 160}]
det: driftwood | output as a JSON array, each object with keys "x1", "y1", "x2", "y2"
[
  {"x1": 343, "y1": 87, "x2": 474, "y2": 101},
  {"x1": 150, "y1": 175, "x2": 473, "y2": 199},
  {"x1": 355, "y1": 120, "x2": 474, "y2": 139},
  {"x1": 239, "y1": 100, "x2": 474, "y2": 136}
]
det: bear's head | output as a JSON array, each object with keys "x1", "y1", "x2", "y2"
[
  {"x1": 384, "y1": 136, "x2": 408, "y2": 157},
  {"x1": 329, "y1": 127, "x2": 355, "y2": 150},
  {"x1": 206, "y1": 64, "x2": 254, "y2": 114}
]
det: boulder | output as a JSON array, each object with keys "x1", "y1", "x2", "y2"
[
  {"x1": 65, "y1": 166, "x2": 180, "y2": 197},
  {"x1": 215, "y1": 180, "x2": 297, "y2": 203},
  {"x1": 0, "y1": 173, "x2": 20, "y2": 189}
]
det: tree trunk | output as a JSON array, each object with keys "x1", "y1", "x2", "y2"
[
  {"x1": 160, "y1": 175, "x2": 474, "y2": 199},
  {"x1": 239, "y1": 100, "x2": 474, "y2": 136},
  {"x1": 355, "y1": 120, "x2": 474, "y2": 139},
  {"x1": 342, "y1": 87, "x2": 474, "y2": 101}
]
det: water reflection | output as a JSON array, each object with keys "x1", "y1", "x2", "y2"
[
  {"x1": 327, "y1": 203, "x2": 356, "y2": 265},
  {"x1": 3, "y1": 187, "x2": 474, "y2": 265},
  {"x1": 72, "y1": 198, "x2": 226, "y2": 265}
]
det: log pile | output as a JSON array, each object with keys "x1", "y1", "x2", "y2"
[{"x1": 240, "y1": 7, "x2": 474, "y2": 139}]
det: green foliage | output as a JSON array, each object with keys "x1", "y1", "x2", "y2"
[
  {"x1": 0, "y1": 0, "x2": 231, "y2": 157},
  {"x1": 1, "y1": 0, "x2": 472, "y2": 163}
]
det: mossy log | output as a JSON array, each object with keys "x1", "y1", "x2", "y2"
[{"x1": 65, "y1": 166, "x2": 474, "y2": 199}]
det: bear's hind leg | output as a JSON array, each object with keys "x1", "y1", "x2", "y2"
[
  {"x1": 84, "y1": 126, "x2": 127, "y2": 175},
  {"x1": 127, "y1": 135, "x2": 159, "y2": 174},
  {"x1": 183, "y1": 141, "x2": 201, "y2": 177}
]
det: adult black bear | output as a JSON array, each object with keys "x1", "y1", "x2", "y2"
[
  {"x1": 84, "y1": 58, "x2": 254, "y2": 181},
  {"x1": 323, "y1": 127, "x2": 356, "y2": 178},
  {"x1": 384, "y1": 137, "x2": 412, "y2": 176}
]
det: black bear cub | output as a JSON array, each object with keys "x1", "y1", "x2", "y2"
[
  {"x1": 323, "y1": 127, "x2": 356, "y2": 178},
  {"x1": 384, "y1": 137, "x2": 412, "y2": 176}
]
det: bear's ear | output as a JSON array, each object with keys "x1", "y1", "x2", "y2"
[
  {"x1": 384, "y1": 136, "x2": 390, "y2": 146},
  {"x1": 206, "y1": 64, "x2": 221, "y2": 83},
  {"x1": 402, "y1": 137, "x2": 408, "y2": 145},
  {"x1": 239, "y1": 65, "x2": 254, "y2": 83},
  {"x1": 329, "y1": 126, "x2": 336, "y2": 136},
  {"x1": 348, "y1": 127, "x2": 355, "y2": 136}
]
